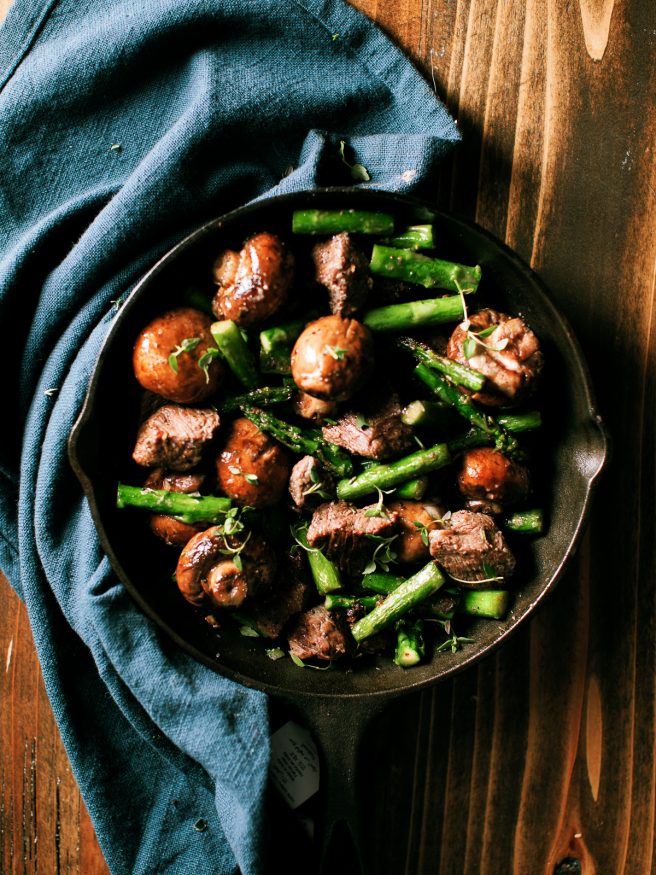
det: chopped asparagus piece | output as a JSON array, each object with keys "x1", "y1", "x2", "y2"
[
  {"x1": 369, "y1": 245, "x2": 481, "y2": 292},
  {"x1": 292, "y1": 209, "x2": 394, "y2": 235}
]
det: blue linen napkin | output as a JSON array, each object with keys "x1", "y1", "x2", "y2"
[{"x1": 0, "y1": 0, "x2": 459, "y2": 871}]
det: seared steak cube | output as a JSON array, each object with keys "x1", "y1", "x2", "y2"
[
  {"x1": 428, "y1": 510, "x2": 515, "y2": 584},
  {"x1": 250, "y1": 553, "x2": 312, "y2": 639},
  {"x1": 312, "y1": 232, "x2": 373, "y2": 316},
  {"x1": 321, "y1": 391, "x2": 413, "y2": 460},
  {"x1": 307, "y1": 500, "x2": 399, "y2": 575},
  {"x1": 288, "y1": 606, "x2": 350, "y2": 661},
  {"x1": 132, "y1": 405, "x2": 220, "y2": 471}
]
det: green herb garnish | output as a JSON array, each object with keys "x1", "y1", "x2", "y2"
[{"x1": 168, "y1": 337, "x2": 201, "y2": 373}]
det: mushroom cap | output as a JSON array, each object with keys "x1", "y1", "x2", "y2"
[
  {"x1": 291, "y1": 315, "x2": 374, "y2": 402},
  {"x1": 133, "y1": 307, "x2": 223, "y2": 403}
]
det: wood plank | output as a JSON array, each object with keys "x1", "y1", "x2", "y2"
[{"x1": 0, "y1": 572, "x2": 109, "y2": 875}]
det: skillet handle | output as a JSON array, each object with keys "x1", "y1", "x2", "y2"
[{"x1": 285, "y1": 694, "x2": 389, "y2": 875}]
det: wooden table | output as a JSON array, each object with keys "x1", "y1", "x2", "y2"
[{"x1": 2, "y1": 0, "x2": 654, "y2": 872}]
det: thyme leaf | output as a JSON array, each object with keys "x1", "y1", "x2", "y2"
[{"x1": 168, "y1": 336, "x2": 201, "y2": 373}]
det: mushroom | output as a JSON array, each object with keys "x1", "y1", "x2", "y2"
[
  {"x1": 133, "y1": 307, "x2": 223, "y2": 404},
  {"x1": 175, "y1": 527, "x2": 276, "y2": 609},
  {"x1": 290, "y1": 315, "x2": 374, "y2": 402},
  {"x1": 293, "y1": 390, "x2": 339, "y2": 423},
  {"x1": 447, "y1": 308, "x2": 543, "y2": 407},
  {"x1": 212, "y1": 232, "x2": 294, "y2": 327},
  {"x1": 216, "y1": 417, "x2": 291, "y2": 508},
  {"x1": 385, "y1": 500, "x2": 445, "y2": 564},
  {"x1": 457, "y1": 447, "x2": 530, "y2": 513}
]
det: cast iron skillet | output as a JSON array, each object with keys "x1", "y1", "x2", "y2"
[{"x1": 68, "y1": 188, "x2": 608, "y2": 871}]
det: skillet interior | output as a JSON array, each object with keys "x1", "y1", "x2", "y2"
[{"x1": 69, "y1": 187, "x2": 607, "y2": 701}]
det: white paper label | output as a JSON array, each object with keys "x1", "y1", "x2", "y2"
[{"x1": 269, "y1": 721, "x2": 320, "y2": 809}]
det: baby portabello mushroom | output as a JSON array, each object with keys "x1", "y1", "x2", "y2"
[
  {"x1": 293, "y1": 390, "x2": 339, "y2": 423},
  {"x1": 447, "y1": 308, "x2": 543, "y2": 407},
  {"x1": 290, "y1": 315, "x2": 374, "y2": 402},
  {"x1": 133, "y1": 307, "x2": 224, "y2": 404},
  {"x1": 385, "y1": 500, "x2": 445, "y2": 565},
  {"x1": 457, "y1": 447, "x2": 530, "y2": 514},
  {"x1": 176, "y1": 527, "x2": 276, "y2": 609},
  {"x1": 216, "y1": 416, "x2": 291, "y2": 508},
  {"x1": 212, "y1": 231, "x2": 294, "y2": 327}
]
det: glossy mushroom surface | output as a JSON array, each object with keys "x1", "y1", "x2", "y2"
[
  {"x1": 212, "y1": 232, "x2": 294, "y2": 327},
  {"x1": 133, "y1": 307, "x2": 223, "y2": 403},
  {"x1": 216, "y1": 417, "x2": 291, "y2": 508},
  {"x1": 290, "y1": 315, "x2": 374, "y2": 402}
]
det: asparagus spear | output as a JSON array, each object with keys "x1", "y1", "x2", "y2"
[
  {"x1": 240, "y1": 404, "x2": 353, "y2": 477},
  {"x1": 350, "y1": 561, "x2": 445, "y2": 642},
  {"x1": 221, "y1": 385, "x2": 294, "y2": 414},
  {"x1": 210, "y1": 320, "x2": 260, "y2": 389},
  {"x1": 369, "y1": 245, "x2": 482, "y2": 293},
  {"x1": 394, "y1": 476, "x2": 428, "y2": 500},
  {"x1": 458, "y1": 590, "x2": 510, "y2": 619},
  {"x1": 361, "y1": 571, "x2": 404, "y2": 595},
  {"x1": 363, "y1": 573, "x2": 460, "y2": 619},
  {"x1": 415, "y1": 364, "x2": 518, "y2": 455},
  {"x1": 116, "y1": 485, "x2": 232, "y2": 524},
  {"x1": 336, "y1": 441, "x2": 450, "y2": 501},
  {"x1": 292, "y1": 209, "x2": 394, "y2": 235},
  {"x1": 363, "y1": 296, "x2": 465, "y2": 333},
  {"x1": 259, "y1": 317, "x2": 310, "y2": 375},
  {"x1": 497, "y1": 411, "x2": 542, "y2": 433},
  {"x1": 446, "y1": 411, "x2": 543, "y2": 454},
  {"x1": 293, "y1": 524, "x2": 343, "y2": 595},
  {"x1": 381, "y1": 225, "x2": 435, "y2": 250},
  {"x1": 324, "y1": 594, "x2": 380, "y2": 610},
  {"x1": 396, "y1": 336, "x2": 486, "y2": 392},
  {"x1": 401, "y1": 399, "x2": 460, "y2": 430},
  {"x1": 394, "y1": 619, "x2": 426, "y2": 667},
  {"x1": 502, "y1": 509, "x2": 544, "y2": 534}
]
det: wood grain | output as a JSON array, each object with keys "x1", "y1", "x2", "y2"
[
  {"x1": 1, "y1": 0, "x2": 655, "y2": 873},
  {"x1": 0, "y1": 571, "x2": 109, "y2": 875}
]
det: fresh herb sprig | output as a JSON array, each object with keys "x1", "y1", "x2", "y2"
[{"x1": 168, "y1": 336, "x2": 201, "y2": 373}]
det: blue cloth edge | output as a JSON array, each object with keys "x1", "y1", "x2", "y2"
[{"x1": 0, "y1": 0, "x2": 59, "y2": 92}]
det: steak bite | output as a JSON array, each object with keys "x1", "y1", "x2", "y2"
[
  {"x1": 132, "y1": 405, "x2": 220, "y2": 471},
  {"x1": 447, "y1": 308, "x2": 543, "y2": 407},
  {"x1": 250, "y1": 553, "x2": 313, "y2": 639},
  {"x1": 288, "y1": 456, "x2": 333, "y2": 510},
  {"x1": 287, "y1": 605, "x2": 350, "y2": 661},
  {"x1": 428, "y1": 510, "x2": 515, "y2": 585},
  {"x1": 306, "y1": 500, "x2": 399, "y2": 575},
  {"x1": 321, "y1": 390, "x2": 414, "y2": 460},
  {"x1": 312, "y1": 232, "x2": 373, "y2": 316}
]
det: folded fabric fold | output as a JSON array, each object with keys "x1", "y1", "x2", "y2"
[{"x1": 0, "y1": 0, "x2": 459, "y2": 871}]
